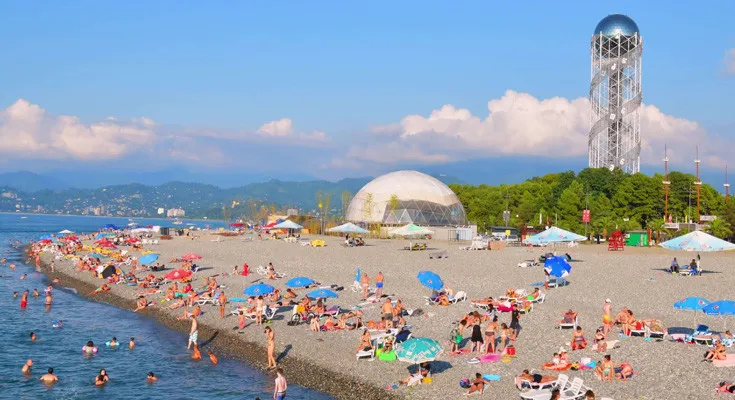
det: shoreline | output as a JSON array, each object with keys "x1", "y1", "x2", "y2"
[{"x1": 32, "y1": 250, "x2": 396, "y2": 400}]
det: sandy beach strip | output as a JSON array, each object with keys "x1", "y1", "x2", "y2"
[{"x1": 37, "y1": 234, "x2": 735, "y2": 400}]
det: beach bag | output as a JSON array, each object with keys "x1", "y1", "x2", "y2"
[
  {"x1": 505, "y1": 345, "x2": 516, "y2": 356},
  {"x1": 459, "y1": 378, "x2": 470, "y2": 388}
]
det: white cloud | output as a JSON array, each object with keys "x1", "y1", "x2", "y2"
[
  {"x1": 0, "y1": 99, "x2": 155, "y2": 160},
  {"x1": 360, "y1": 90, "x2": 726, "y2": 169},
  {"x1": 257, "y1": 118, "x2": 293, "y2": 136},
  {"x1": 726, "y1": 49, "x2": 735, "y2": 75}
]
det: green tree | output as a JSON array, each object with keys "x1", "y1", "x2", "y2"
[
  {"x1": 707, "y1": 218, "x2": 732, "y2": 239},
  {"x1": 556, "y1": 180, "x2": 585, "y2": 233}
]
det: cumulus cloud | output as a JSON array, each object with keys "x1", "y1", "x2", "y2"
[
  {"x1": 257, "y1": 118, "x2": 293, "y2": 136},
  {"x1": 726, "y1": 49, "x2": 735, "y2": 75},
  {"x1": 0, "y1": 99, "x2": 156, "y2": 160},
  {"x1": 358, "y1": 90, "x2": 726, "y2": 169}
]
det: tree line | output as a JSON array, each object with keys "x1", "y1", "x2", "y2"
[{"x1": 449, "y1": 168, "x2": 734, "y2": 239}]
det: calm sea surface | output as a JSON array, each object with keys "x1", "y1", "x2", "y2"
[{"x1": 0, "y1": 213, "x2": 333, "y2": 400}]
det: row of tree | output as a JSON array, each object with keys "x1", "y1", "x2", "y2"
[{"x1": 449, "y1": 168, "x2": 734, "y2": 239}]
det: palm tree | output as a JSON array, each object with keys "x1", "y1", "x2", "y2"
[
  {"x1": 646, "y1": 217, "x2": 667, "y2": 244},
  {"x1": 707, "y1": 218, "x2": 733, "y2": 239}
]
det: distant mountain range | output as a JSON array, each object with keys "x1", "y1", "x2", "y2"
[{"x1": 0, "y1": 172, "x2": 462, "y2": 219}]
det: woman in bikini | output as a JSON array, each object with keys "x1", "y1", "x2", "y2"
[
  {"x1": 595, "y1": 355, "x2": 614, "y2": 381},
  {"x1": 484, "y1": 316, "x2": 498, "y2": 354},
  {"x1": 705, "y1": 340, "x2": 727, "y2": 361},
  {"x1": 571, "y1": 326, "x2": 587, "y2": 350},
  {"x1": 356, "y1": 329, "x2": 373, "y2": 353}
]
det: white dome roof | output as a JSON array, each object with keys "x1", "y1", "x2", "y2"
[{"x1": 346, "y1": 170, "x2": 467, "y2": 226}]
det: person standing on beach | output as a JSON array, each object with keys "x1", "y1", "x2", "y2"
[
  {"x1": 218, "y1": 290, "x2": 227, "y2": 319},
  {"x1": 256, "y1": 296, "x2": 265, "y2": 325},
  {"x1": 188, "y1": 315, "x2": 198, "y2": 350},
  {"x1": 265, "y1": 326, "x2": 276, "y2": 369},
  {"x1": 273, "y1": 367, "x2": 287, "y2": 400},
  {"x1": 603, "y1": 299, "x2": 612, "y2": 336},
  {"x1": 360, "y1": 273, "x2": 370, "y2": 300},
  {"x1": 50, "y1": 261, "x2": 55, "y2": 273},
  {"x1": 375, "y1": 272, "x2": 384, "y2": 298},
  {"x1": 20, "y1": 290, "x2": 29, "y2": 309}
]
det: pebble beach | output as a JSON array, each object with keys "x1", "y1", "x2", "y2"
[{"x1": 41, "y1": 234, "x2": 735, "y2": 399}]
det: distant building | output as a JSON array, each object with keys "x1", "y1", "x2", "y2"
[
  {"x1": 286, "y1": 208, "x2": 298, "y2": 217},
  {"x1": 167, "y1": 208, "x2": 185, "y2": 217},
  {"x1": 157, "y1": 207, "x2": 165, "y2": 215}
]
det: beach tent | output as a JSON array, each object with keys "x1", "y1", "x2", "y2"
[
  {"x1": 328, "y1": 223, "x2": 369, "y2": 234},
  {"x1": 523, "y1": 226, "x2": 586, "y2": 245},
  {"x1": 390, "y1": 224, "x2": 434, "y2": 237},
  {"x1": 59, "y1": 229, "x2": 74, "y2": 234},
  {"x1": 273, "y1": 220, "x2": 303, "y2": 230},
  {"x1": 130, "y1": 227, "x2": 153, "y2": 233},
  {"x1": 659, "y1": 230, "x2": 735, "y2": 252},
  {"x1": 100, "y1": 265, "x2": 117, "y2": 279}
]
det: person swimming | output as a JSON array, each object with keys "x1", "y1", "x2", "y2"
[
  {"x1": 53, "y1": 320, "x2": 63, "y2": 328},
  {"x1": 83, "y1": 341, "x2": 98, "y2": 355},
  {"x1": 147, "y1": 371, "x2": 158, "y2": 383},
  {"x1": 129, "y1": 337, "x2": 135, "y2": 350},
  {"x1": 107, "y1": 337, "x2": 119, "y2": 348},
  {"x1": 30, "y1": 332, "x2": 37, "y2": 342},
  {"x1": 21, "y1": 359, "x2": 33, "y2": 374}
]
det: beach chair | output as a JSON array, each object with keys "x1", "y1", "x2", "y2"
[
  {"x1": 559, "y1": 316, "x2": 578, "y2": 330},
  {"x1": 356, "y1": 340, "x2": 376, "y2": 361},
  {"x1": 210, "y1": 236, "x2": 222, "y2": 242},
  {"x1": 470, "y1": 301, "x2": 491, "y2": 310},
  {"x1": 629, "y1": 322, "x2": 647, "y2": 337},
  {"x1": 515, "y1": 371, "x2": 558, "y2": 390},
  {"x1": 560, "y1": 377, "x2": 587, "y2": 400},
  {"x1": 256, "y1": 265, "x2": 268, "y2": 275},
  {"x1": 531, "y1": 292, "x2": 546, "y2": 304},
  {"x1": 245, "y1": 306, "x2": 277, "y2": 322},
  {"x1": 518, "y1": 303, "x2": 533, "y2": 314},
  {"x1": 449, "y1": 291, "x2": 467, "y2": 304}
]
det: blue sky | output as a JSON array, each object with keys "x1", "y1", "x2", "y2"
[{"x1": 0, "y1": 1, "x2": 733, "y2": 184}]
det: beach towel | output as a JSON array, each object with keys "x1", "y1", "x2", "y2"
[
  {"x1": 467, "y1": 353, "x2": 502, "y2": 364},
  {"x1": 482, "y1": 374, "x2": 501, "y2": 381},
  {"x1": 713, "y1": 355, "x2": 735, "y2": 367}
]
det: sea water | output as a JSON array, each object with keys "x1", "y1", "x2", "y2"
[{"x1": 0, "y1": 213, "x2": 332, "y2": 400}]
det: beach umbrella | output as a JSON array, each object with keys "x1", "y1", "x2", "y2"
[
  {"x1": 39, "y1": 239, "x2": 53, "y2": 244},
  {"x1": 99, "y1": 242, "x2": 117, "y2": 249},
  {"x1": 230, "y1": 222, "x2": 245, "y2": 228},
  {"x1": 355, "y1": 267, "x2": 361, "y2": 283},
  {"x1": 523, "y1": 226, "x2": 586, "y2": 245},
  {"x1": 286, "y1": 277, "x2": 315, "y2": 288},
  {"x1": 59, "y1": 229, "x2": 74, "y2": 234},
  {"x1": 181, "y1": 253, "x2": 202, "y2": 261},
  {"x1": 273, "y1": 220, "x2": 303, "y2": 230},
  {"x1": 659, "y1": 231, "x2": 735, "y2": 252},
  {"x1": 702, "y1": 301, "x2": 735, "y2": 317},
  {"x1": 244, "y1": 283, "x2": 275, "y2": 296},
  {"x1": 544, "y1": 256, "x2": 572, "y2": 278},
  {"x1": 702, "y1": 300, "x2": 735, "y2": 329},
  {"x1": 674, "y1": 297, "x2": 711, "y2": 311},
  {"x1": 39, "y1": 234, "x2": 53, "y2": 240},
  {"x1": 165, "y1": 269, "x2": 192, "y2": 281},
  {"x1": 395, "y1": 337, "x2": 444, "y2": 364},
  {"x1": 328, "y1": 223, "x2": 369, "y2": 234},
  {"x1": 417, "y1": 271, "x2": 444, "y2": 291},
  {"x1": 307, "y1": 288, "x2": 338, "y2": 299},
  {"x1": 390, "y1": 224, "x2": 434, "y2": 237},
  {"x1": 138, "y1": 254, "x2": 160, "y2": 265},
  {"x1": 125, "y1": 237, "x2": 140, "y2": 243},
  {"x1": 87, "y1": 253, "x2": 107, "y2": 259}
]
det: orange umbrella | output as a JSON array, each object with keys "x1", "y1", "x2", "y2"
[{"x1": 165, "y1": 269, "x2": 193, "y2": 280}]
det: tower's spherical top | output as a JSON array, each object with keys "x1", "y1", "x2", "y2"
[{"x1": 593, "y1": 14, "x2": 639, "y2": 38}]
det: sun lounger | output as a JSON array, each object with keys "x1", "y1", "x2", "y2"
[
  {"x1": 515, "y1": 372, "x2": 558, "y2": 391},
  {"x1": 356, "y1": 340, "x2": 376, "y2": 360},
  {"x1": 471, "y1": 301, "x2": 492, "y2": 310},
  {"x1": 449, "y1": 291, "x2": 467, "y2": 304},
  {"x1": 559, "y1": 316, "x2": 578, "y2": 330},
  {"x1": 560, "y1": 377, "x2": 589, "y2": 399}
]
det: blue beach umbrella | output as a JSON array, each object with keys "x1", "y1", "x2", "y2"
[
  {"x1": 660, "y1": 231, "x2": 735, "y2": 252},
  {"x1": 417, "y1": 271, "x2": 444, "y2": 291},
  {"x1": 87, "y1": 253, "x2": 107, "y2": 259},
  {"x1": 355, "y1": 268, "x2": 361, "y2": 283},
  {"x1": 544, "y1": 256, "x2": 572, "y2": 278},
  {"x1": 307, "y1": 289, "x2": 338, "y2": 299},
  {"x1": 138, "y1": 254, "x2": 160, "y2": 266},
  {"x1": 674, "y1": 297, "x2": 710, "y2": 311},
  {"x1": 244, "y1": 283, "x2": 275, "y2": 296},
  {"x1": 702, "y1": 301, "x2": 735, "y2": 316},
  {"x1": 286, "y1": 277, "x2": 315, "y2": 288},
  {"x1": 395, "y1": 337, "x2": 444, "y2": 364}
]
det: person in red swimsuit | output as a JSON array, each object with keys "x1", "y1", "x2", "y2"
[{"x1": 20, "y1": 290, "x2": 29, "y2": 309}]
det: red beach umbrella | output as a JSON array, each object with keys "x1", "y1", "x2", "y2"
[
  {"x1": 165, "y1": 269, "x2": 193, "y2": 281},
  {"x1": 181, "y1": 253, "x2": 202, "y2": 261},
  {"x1": 39, "y1": 239, "x2": 53, "y2": 244},
  {"x1": 230, "y1": 222, "x2": 245, "y2": 227},
  {"x1": 99, "y1": 242, "x2": 117, "y2": 249},
  {"x1": 125, "y1": 237, "x2": 140, "y2": 243}
]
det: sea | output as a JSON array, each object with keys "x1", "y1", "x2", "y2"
[{"x1": 0, "y1": 213, "x2": 333, "y2": 400}]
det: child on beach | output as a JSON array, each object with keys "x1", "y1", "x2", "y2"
[
  {"x1": 238, "y1": 311, "x2": 246, "y2": 331},
  {"x1": 208, "y1": 351, "x2": 219, "y2": 365},
  {"x1": 449, "y1": 322, "x2": 464, "y2": 353}
]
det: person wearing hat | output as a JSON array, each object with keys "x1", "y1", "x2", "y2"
[{"x1": 602, "y1": 298, "x2": 612, "y2": 335}]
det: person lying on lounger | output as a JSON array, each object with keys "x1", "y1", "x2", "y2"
[
  {"x1": 517, "y1": 369, "x2": 556, "y2": 388},
  {"x1": 615, "y1": 362, "x2": 633, "y2": 380},
  {"x1": 561, "y1": 309, "x2": 578, "y2": 325}
]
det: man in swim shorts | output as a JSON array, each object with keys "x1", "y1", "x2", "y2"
[
  {"x1": 274, "y1": 367, "x2": 287, "y2": 400},
  {"x1": 375, "y1": 271, "x2": 384, "y2": 298},
  {"x1": 188, "y1": 315, "x2": 198, "y2": 349},
  {"x1": 20, "y1": 290, "x2": 29, "y2": 309},
  {"x1": 602, "y1": 298, "x2": 612, "y2": 335},
  {"x1": 382, "y1": 298, "x2": 394, "y2": 329}
]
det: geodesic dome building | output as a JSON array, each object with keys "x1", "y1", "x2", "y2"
[{"x1": 345, "y1": 170, "x2": 467, "y2": 226}]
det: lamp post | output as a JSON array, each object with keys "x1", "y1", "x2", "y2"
[{"x1": 318, "y1": 203, "x2": 323, "y2": 234}]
